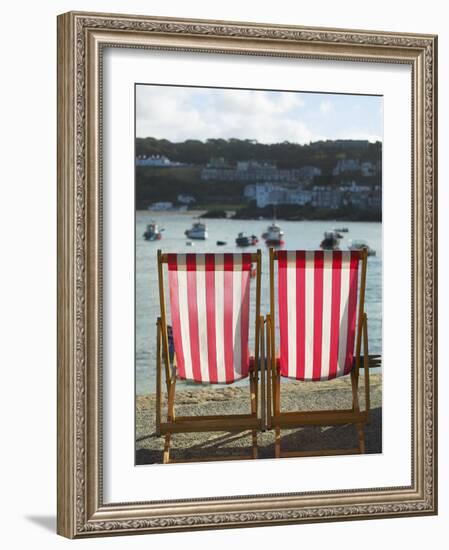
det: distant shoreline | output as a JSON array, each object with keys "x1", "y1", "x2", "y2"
[{"x1": 137, "y1": 208, "x2": 382, "y2": 223}]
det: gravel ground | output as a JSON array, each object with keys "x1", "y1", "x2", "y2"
[{"x1": 136, "y1": 373, "x2": 382, "y2": 464}]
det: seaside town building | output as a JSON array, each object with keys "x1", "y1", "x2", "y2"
[
  {"x1": 147, "y1": 201, "x2": 174, "y2": 211},
  {"x1": 201, "y1": 159, "x2": 320, "y2": 184},
  {"x1": 177, "y1": 194, "x2": 196, "y2": 205},
  {"x1": 136, "y1": 155, "x2": 187, "y2": 167},
  {"x1": 248, "y1": 181, "x2": 381, "y2": 210}
]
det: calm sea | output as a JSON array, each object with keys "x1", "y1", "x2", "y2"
[{"x1": 136, "y1": 211, "x2": 382, "y2": 395}]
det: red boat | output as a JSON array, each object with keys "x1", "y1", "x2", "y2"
[
  {"x1": 143, "y1": 222, "x2": 163, "y2": 241},
  {"x1": 262, "y1": 223, "x2": 285, "y2": 247}
]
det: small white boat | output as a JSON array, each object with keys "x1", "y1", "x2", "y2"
[
  {"x1": 262, "y1": 223, "x2": 285, "y2": 247},
  {"x1": 143, "y1": 222, "x2": 163, "y2": 241},
  {"x1": 185, "y1": 222, "x2": 207, "y2": 240},
  {"x1": 348, "y1": 239, "x2": 376, "y2": 256}
]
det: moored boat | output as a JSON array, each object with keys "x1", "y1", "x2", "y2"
[
  {"x1": 235, "y1": 232, "x2": 258, "y2": 247},
  {"x1": 331, "y1": 229, "x2": 344, "y2": 239},
  {"x1": 185, "y1": 222, "x2": 208, "y2": 240},
  {"x1": 262, "y1": 223, "x2": 285, "y2": 247},
  {"x1": 320, "y1": 230, "x2": 341, "y2": 251},
  {"x1": 143, "y1": 222, "x2": 163, "y2": 241},
  {"x1": 348, "y1": 239, "x2": 376, "y2": 256}
]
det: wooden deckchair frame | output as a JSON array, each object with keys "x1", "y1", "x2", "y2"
[
  {"x1": 267, "y1": 248, "x2": 370, "y2": 458},
  {"x1": 156, "y1": 250, "x2": 265, "y2": 463}
]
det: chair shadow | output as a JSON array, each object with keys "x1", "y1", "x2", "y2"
[
  {"x1": 273, "y1": 407, "x2": 382, "y2": 455},
  {"x1": 25, "y1": 515, "x2": 56, "y2": 533},
  {"x1": 136, "y1": 430, "x2": 254, "y2": 464},
  {"x1": 136, "y1": 407, "x2": 381, "y2": 464}
]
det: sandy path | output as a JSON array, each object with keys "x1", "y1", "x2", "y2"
[{"x1": 136, "y1": 373, "x2": 382, "y2": 464}]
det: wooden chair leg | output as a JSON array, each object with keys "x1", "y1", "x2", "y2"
[
  {"x1": 252, "y1": 370, "x2": 258, "y2": 415},
  {"x1": 272, "y1": 365, "x2": 280, "y2": 417},
  {"x1": 356, "y1": 423, "x2": 366, "y2": 454},
  {"x1": 363, "y1": 314, "x2": 371, "y2": 424},
  {"x1": 274, "y1": 368, "x2": 281, "y2": 458},
  {"x1": 250, "y1": 371, "x2": 258, "y2": 459},
  {"x1": 350, "y1": 370, "x2": 366, "y2": 453},
  {"x1": 167, "y1": 377, "x2": 176, "y2": 421},
  {"x1": 251, "y1": 429, "x2": 258, "y2": 459},
  {"x1": 265, "y1": 318, "x2": 272, "y2": 430},
  {"x1": 350, "y1": 369, "x2": 360, "y2": 413},
  {"x1": 162, "y1": 378, "x2": 177, "y2": 463},
  {"x1": 259, "y1": 316, "x2": 266, "y2": 431},
  {"x1": 155, "y1": 320, "x2": 162, "y2": 437},
  {"x1": 163, "y1": 433, "x2": 171, "y2": 464}
]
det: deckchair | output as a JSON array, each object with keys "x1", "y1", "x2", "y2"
[
  {"x1": 156, "y1": 250, "x2": 265, "y2": 463},
  {"x1": 267, "y1": 248, "x2": 370, "y2": 458}
]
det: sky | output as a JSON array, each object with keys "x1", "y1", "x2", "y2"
[{"x1": 136, "y1": 84, "x2": 383, "y2": 144}]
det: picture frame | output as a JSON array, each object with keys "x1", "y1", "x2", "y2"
[{"x1": 57, "y1": 11, "x2": 437, "y2": 538}]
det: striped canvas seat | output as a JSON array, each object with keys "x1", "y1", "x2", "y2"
[
  {"x1": 277, "y1": 250, "x2": 360, "y2": 381},
  {"x1": 167, "y1": 253, "x2": 252, "y2": 384}
]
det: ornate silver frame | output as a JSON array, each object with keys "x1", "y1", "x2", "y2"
[{"x1": 57, "y1": 11, "x2": 438, "y2": 538}]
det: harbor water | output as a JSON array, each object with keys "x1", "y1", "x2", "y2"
[{"x1": 136, "y1": 211, "x2": 382, "y2": 395}]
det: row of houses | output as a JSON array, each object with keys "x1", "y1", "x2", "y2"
[
  {"x1": 201, "y1": 157, "x2": 378, "y2": 183},
  {"x1": 136, "y1": 154, "x2": 380, "y2": 180},
  {"x1": 201, "y1": 158, "x2": 321, "y2": 183},
  {"x1": 136, "y1": 155, "x2": 188, "y2": 167},
  {"x1": 332, "y1": 158, "x2": 379, "y2": 177},
  {"x1": 245, "y1": 182, "x2": 381, "y2": 210}
]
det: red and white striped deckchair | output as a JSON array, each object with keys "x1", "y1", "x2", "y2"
[
  {"x1": 267, "y1": 248, "x2": 371, "y2": 458},
  {"x1": 156, "y1": 250, "x2": 265, "y2": 463}
]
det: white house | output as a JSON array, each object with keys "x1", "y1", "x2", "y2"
[
  {"x1": 287, "y1": 188, "x2": 313, "y2": 206},
  {"x1": 177, "y1": 194, "x2": 196, "y2": 205},
  {"x1": 147, "y1": 201, "x2": 173, "y2": 211},
  {"x1": 136, "y1": 155, "x2": 185, "y2": 167},
  {"x1": 361, "y1": 161, "x2": 377, "y2": 177},
  {"x1": 332, "y1": 158, "x2": 360, "y2": 176},
  {"x1": 243, "y1": 184, "x2": 257, "y2": 199},
  {"x1": 255, "y1": 183, "x2": 289, "y2": 207}
]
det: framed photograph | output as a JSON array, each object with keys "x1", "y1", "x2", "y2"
[
  {"x1": 57, "y1": 11, "x2": 437, "y2": 538},
  {"x1": 134, "y1": 84, "x2": 383, "y2": 466}
]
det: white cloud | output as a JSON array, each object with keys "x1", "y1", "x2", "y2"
[
  {"x1": 319, "y1": 99, "x2": 332, "y2": 115},
  {"x1": 136, "y1": 85, "x2": 381, "y2": 144},
  {"x1": 136, "y1": 86, "x2": 311, "y2": 143}
]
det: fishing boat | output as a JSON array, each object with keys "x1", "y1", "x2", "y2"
[
  {"x1": 320, "y1": 231, "x2": 341, "y2": 251},
  {"x1": 184, "y1": 222, "x2": 208, "y2": 240},
  {"x1": 262, "y1": 223, "x2": 285, "y2": 247},
  {"x1": 348, "y1": 239, "x2": 376, "y2": 256},
  {"x1": 334, "y1": 227, "x2": 349, "y2": 233},
  {"x1": 143, "y1": 222, "x2": 163, "y2": 241},
  {"x1": 235, "y1": 232, "x2": 258, "y2": 247}
]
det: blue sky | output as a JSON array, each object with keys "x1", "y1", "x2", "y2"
[{"x1": 136, "y1": 84, "x2": 382, "y2": 144}]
